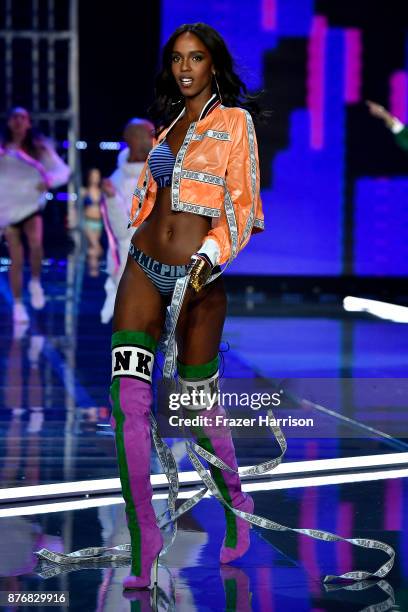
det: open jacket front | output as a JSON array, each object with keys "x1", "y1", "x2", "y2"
[{"x1": 129, "y1": 97, "x2": 265, "y2": 266}]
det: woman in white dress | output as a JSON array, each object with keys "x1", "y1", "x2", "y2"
[{"x1": 1, "y1": 107, "x2": 70, "y2": 322}]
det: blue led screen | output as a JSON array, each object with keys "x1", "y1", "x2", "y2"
[{"x1": 162, "y1": 0, "x2": 408, "y2": 276}]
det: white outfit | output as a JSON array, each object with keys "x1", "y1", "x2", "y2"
[
  {"x1": 100, "y1": 148, "x2": 144, "y2": 323},
  {"x1": 0, "y1": 142, "x2": 70, "y2": 227},
  {"x1": 0, "y1": 140, "x2": 70, "y2": 320},
  {"x1": 38, "y1": 140, "x2": 71, "y2": 189}
]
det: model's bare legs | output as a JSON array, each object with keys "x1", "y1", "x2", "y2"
[
  {"x1": 4, "y1": 226, "x2": 24, "y2": 300},
  {"x1": 113, "y1": 255, "x2": 167, "y2": 337},
  {"x1": 23, "y1": 214, "x2": 43, "y2": 281},
  {"x1": 176, "y1": 276, "x2": 227, "y2": 364}
]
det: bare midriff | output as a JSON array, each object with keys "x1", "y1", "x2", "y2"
[
  {"x1": 84, "y1": 204, "x2": 101, "y2": 221},
  {"x1": 131, "y1": 187, "x2": 211, "y2": 265}
]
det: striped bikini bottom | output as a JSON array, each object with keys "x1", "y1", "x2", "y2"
[{"x1": 128, "y1": 243, "x2": 190, "y2": 296}]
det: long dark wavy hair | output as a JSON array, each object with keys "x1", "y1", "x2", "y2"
[
  {"x1": 1, "y1": 107, "x2": 45, "y2": 160},
  {"x1": 149, "y1": 23, "x2": 268, "y2": 131}
]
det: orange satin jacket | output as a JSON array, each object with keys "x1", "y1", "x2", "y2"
[{"x1": 129, "y1": 96, "x2": 264, "y2": 265}]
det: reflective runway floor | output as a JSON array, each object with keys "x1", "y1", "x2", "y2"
[{"x1": 0, "y1": 251, "x2": 407, "y2": 611}]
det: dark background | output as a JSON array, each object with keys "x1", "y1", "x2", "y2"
[{"x1": 78, "y1": 0, "x2": 160, "y2": 176}]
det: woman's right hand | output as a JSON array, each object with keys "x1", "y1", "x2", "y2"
[
  {"x1": 102, "y1": 178, "x2": 116, "y2": 197},
  {"x1": 188, "y1": 255, "x2": 213, "y2": 293},
  {"x1": 366, "y1": 100, "x2": 397, "y2": 129}
]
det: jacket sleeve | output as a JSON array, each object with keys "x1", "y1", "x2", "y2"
[
  {"x1": 38, "y1": 142, "x2": 71, "y2": 188},
  {"x1": 201, "y1": 108, "x2": 262, "y2": 265}
]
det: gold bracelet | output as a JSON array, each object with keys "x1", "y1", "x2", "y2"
[{"x1": 189, "y1": 258, "x2": 212, "y2": 292}]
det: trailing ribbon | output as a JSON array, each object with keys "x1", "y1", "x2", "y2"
[{"x1": 36, "y1": 403, "x2": 395, "y2": 585}]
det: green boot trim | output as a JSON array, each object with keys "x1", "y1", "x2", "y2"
[
  {"x1": 177, "y1": 355, "x2": 219, "y2": 380},
  {"x1": 194, "y1": 426, "x2": 237, "y2": 549},
  {"x1": 110, "y1": 378, "x2": 142, "y2": 576},
  {"x1": 112, "y1": 330, "x2": 157, "y2": 353},
  {"x1": 224, "y1": 577, "x2": 238, "y2": 610}
]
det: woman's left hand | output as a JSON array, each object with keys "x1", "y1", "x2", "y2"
[{"x1": 366, "y1": 100, "x2": 397, "y2": 129}]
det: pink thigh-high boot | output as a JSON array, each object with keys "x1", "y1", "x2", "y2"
[
  {"x1": 110, "y1": 330, "x2": 163, "y2": 589},
  {"x1": 178, "y1": 356, "x2": 254, "y2": 564}
]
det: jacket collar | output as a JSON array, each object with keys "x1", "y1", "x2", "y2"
[
  {"x1": 198, "y1": 93, "x2": 221, "y2": 120},
  {"x1": 161, "y1": 93, "x2": 221, "y2": 140}
]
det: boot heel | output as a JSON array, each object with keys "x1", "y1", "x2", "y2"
[
  {"x1": 152, "y1": 555, "x2": 159, "y2": 586},
  {"x1": 152, "y1": 582, "x2": 158, "y2": 611},
  {"x1": 123, "y1": 546, "x2": 162, "y2": 590}
]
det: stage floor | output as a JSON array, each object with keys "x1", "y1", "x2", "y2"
[{"x1": 0, "y1": 254, "x2": 407, "y2": 610}]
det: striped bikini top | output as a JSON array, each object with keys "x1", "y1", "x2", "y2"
[{"x1": 148, "y1": 140, "x2": 176, "y2": 188}]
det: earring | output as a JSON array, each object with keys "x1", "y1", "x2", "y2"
[{"x1": 212, "y1": 72, "x2": 223, "y2": 103}]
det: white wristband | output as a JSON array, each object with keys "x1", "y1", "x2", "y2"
[
  {"x1": 196, "y1": 238, "x2": 220, "y2": 267},
  {"x1": 391, "y1": 119, "x2": 404, "y2": 134}
]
